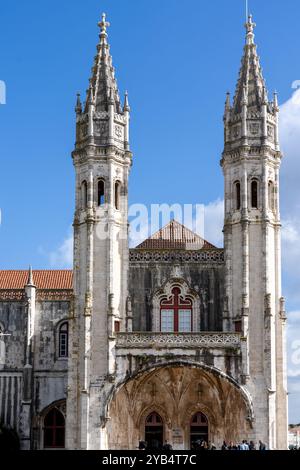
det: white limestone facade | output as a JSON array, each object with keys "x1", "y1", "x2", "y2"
[{"x1": 0, "y1": 13, "x2": 288, "y2": 450}]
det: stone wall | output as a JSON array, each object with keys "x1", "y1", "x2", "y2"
[{"x1": 129, "y1": 250, "x2": 225, "y2": 332}]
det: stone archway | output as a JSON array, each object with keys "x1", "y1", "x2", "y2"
[{"x1": 106, "y1": 364, "x2": 253, "y2": 450}]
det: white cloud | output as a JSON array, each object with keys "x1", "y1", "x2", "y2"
[
  {"x1": 128, "y1": 199, "x2": 225, "y2": 249},
  {"x1": 48, "y1": 233, "x2": 73, "y2": 268},
  {"x1": 288, "y1": 311, "x2": 300, "y2": 323},
  {"x1": 280, "y1": 88, "x2": 300, "y2": 213},
  {"x1": 203, "y1": 199, "x2": 224, "y2": 248},
  {"x1": 279, "y1": 89, "x2": 300, "y2": 307}
]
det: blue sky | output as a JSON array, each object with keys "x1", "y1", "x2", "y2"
[{"x1": 1, "y1": 0, "x2": 300, "y2": 423}]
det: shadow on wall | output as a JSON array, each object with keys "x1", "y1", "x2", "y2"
[{"x1": 0, "y1": 424, "x2": 20, "y2": 450}]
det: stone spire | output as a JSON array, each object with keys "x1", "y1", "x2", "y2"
[
  {"x1": 75, "y1": 13, "x2": 130, "y2": 149},
  {"x1": 222, "y1": 15, "x2": 280, "y2": 151},
  {"x1": 26, "y1": 266, "x2": 35, "y2": 287},
  {"x1": 232, "y1": 15, "x2": 267, "y2": 114},
  {"x1": 86, "y1": 13, "x2": 122, "y2": 114}
]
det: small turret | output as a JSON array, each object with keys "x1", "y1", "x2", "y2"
[{"x1": 75, "y1": 93, "x2": 82, "y2": 115}]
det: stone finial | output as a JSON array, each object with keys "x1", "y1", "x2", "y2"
[
  {"x1": 242, "y1": 84, "x2": 248, "y2": 106},
  {"x1": 225, "y1": 92, "x2": 231, "y2": 110},
  {"x1": 75, "y1": 93, "x2": 82, "y2": 114},
  {"x1": 86, "y1": 83, "x2": 94, "y2": 105},
  {"x1": 108, "y1": 86, "x2": 115, "y2": 105},
  {"x1": 98, "y1": 13, "x2": 110, "y2": 37},
  {"x1": 262, "y1": 86, "x2": 268, "y2": 105},
  {"x1": 273, "y1": 91, "x2": 279, "y2": 111},
  {"x1": 123, "y1": 90, "x2": 130, "y2": 112},
  {"x1": 26, "y1": 266, "x2": 35, "y2": 287},
  {"x1": 245, "y1": 14, "x2": 256, "y2": 45}
]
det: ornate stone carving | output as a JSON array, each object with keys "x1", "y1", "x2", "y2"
[
  {"x1": 232, "y1": 125, "x2": 240, "y2": 139},
  {"x1": 116, "y1": 332, "x2": 241, "y2": 349},
  {"x1": 129, "y1": 249, "x2": 224, "y2": 263},
  {"x1": 36, "y1": 290, "x2": 73, "y2": 301},
  {"x1": 249, "y1": 122, "x2": 260, "y2": 135},
  {"x1": 94, "y1": 111, "x2": 108, "y2": 120},
  {"x1": 0, "y1": 290, "x2": 25, "y2": 301},
  {"x1": 94, "y1": 120, "x2": 108, "y2": 135},
  {"x1": 267, "y1": 125, "x2": 274, "y2": 138},
  {"x1": 114, "y1": 124, "x2": 123, "y2": 139}
]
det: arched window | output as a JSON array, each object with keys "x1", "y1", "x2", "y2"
[
  {"x1": 251, "y1": 180, "x2": 258, "y2": 208},
  {"x1": 114, "y1": 181, "x2": 121, "y2": 210},
  {"x1": 160, "y1": 286, "x2": 192, "y2": 332},
  {"x1": 234, "y1": 181, "x2": 241, "y2": 210},
  {"x1": 145, "y1": 412, "x2": 164, "y2": 449},
  {"x1": 190, "y1": 412, "x2": 209, "y2": 449},
  {"x1": 268, "y1": 181, "x2": 274, "y2": 211},
  {"x1": 43, "y1": 408, "x2": 65, "y2": 448},
  {"x1": 97, "y1": 179, "x2": 105, "y2": 206},
  {"x1": 81, "y1": 180, "x2": 87, "y2": 209},
  {"x1": 58, "y1": 322, "x2": 68, "y2": 358}
]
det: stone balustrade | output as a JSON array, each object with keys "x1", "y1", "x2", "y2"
[{"x1": 116, "y1": 332, "x2": 241, "y2": 349}]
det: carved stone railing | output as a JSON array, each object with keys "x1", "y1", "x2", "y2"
[
  {"x1": 129, "y1": 250, "x2": 224, "y2": 264},
  {"x1": 116, "y1": 332, "x2": 241, "y2": 349}
]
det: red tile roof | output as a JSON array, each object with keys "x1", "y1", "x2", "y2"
[
  {"x1": 135, "y1": 220, "x2": 217, "y2": 250},
  {"x1": 0, "y1": 270, "x2": 73, "y2": 290}
]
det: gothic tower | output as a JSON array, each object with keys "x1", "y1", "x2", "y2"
[
  {"x1": 221, "y1": 16, "x2": 288, "y2": 449},
  {"x1": 66, "y1": 14, "x2": 132, "y2": 449}
]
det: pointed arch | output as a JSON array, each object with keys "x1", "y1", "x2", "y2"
[
  {"x1": 152, "y1": 279, "x2": 200, "y2": 332},
  {"x1": 41, "y1": 400, "x2": 66, "y2": 449},
  {"x1": 81, "y1": 180, "x2": 87, "y2": 209},
  {"x1": 97, "y1": 179, "x2": 105, "y2": 206},
  {"x1": 234, "y1": 181, "x2": 241, "y2": 210},
  {"x1": 251, "y1": 179, "x2": 258, "y2": 208},
  {"x1": 114, "y1": 180, "x2": 121, "y2": 210}
]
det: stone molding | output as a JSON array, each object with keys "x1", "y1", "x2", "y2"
[
  {"x1": 129, "y1": 250, "x2": 224, "y2": 264},
  {"x1": 116, "y1": 332, "x2": 241, "y2": 349}
]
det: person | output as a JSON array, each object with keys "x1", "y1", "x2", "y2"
[
  {"x1": 249, "y1": 440, "x2": 256, "y2": 450},
  {"x1": 259, "y1": 440, "x2": 267, "y2": 450},
  {"x1": 221, "y1": 440, "x2": 228, "y2": 450},
  {"x1": 162, "y1": 440, "x2": 173, "y2": 451},
  {"x1": 228, "y1": 441, "x2": 238, "y2": 450},
  {"x1": 138, "y1": 440, "x2": 147, "y2": 450},
  {"x1": 239, "y1": 440, "x2": 249, "y2": 450},
  {"x1": 200, "y1": 440, "x2": 208, "y2": 450}
]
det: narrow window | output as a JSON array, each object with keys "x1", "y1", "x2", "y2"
[
  {"x1": 114, "y1": 321, "x2": 120, "y2": 333},
  {"x1": 114, "y1": 181, "x2": 121, "y2": 210},
  {"x1": 81, "y1": 180, "x2": 87, "y2": 209},
  {"x1": 235, "y1": 182, "x2": 241, "y2": 210},
  {"x1": 145, "y1": 412, "x2": 164, "y2": 449},
  {"x1": 44, "y1": 408, "x2": 65, "y2": 448},
  {"x1": 190, "y1": 412, "x2": 209, "y2": 449},
  {"x1": 59, "y1": 322, "x2": 68, "y2": 358},
  {"x1": 97, "y1": 180, "x2": 105, "y2": 206},
  {"x1": 268, "y1": 181, "x2": 274, "y2": 211},
  {"x1": 251, "y1": 180, "x2": 258, "y2": 208}
]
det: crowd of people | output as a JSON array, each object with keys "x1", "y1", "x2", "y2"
[{"x1": 138, "y1": 439, "x2": 269, "y2": 451}]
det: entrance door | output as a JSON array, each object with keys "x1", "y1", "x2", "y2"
[
  {"x1": 145, "y1": 412, "x2": 164, "y2": 450},
  {"x1": 190, "y1": 412, "x2": 208, "y2": 449}
]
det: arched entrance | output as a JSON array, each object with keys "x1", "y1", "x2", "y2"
[
  {"x1": 43, "y1": 407, "x2": 65, "y2": 448},
  {"x1": 190, "y1": 412, "x2": 208, "y2": 449},
  {"x1": 145, "y1": 412, "x2": 164, "y2": 450},
  {"x1": 106, "y1": 364, "x2": 253, "y2": 449}
]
